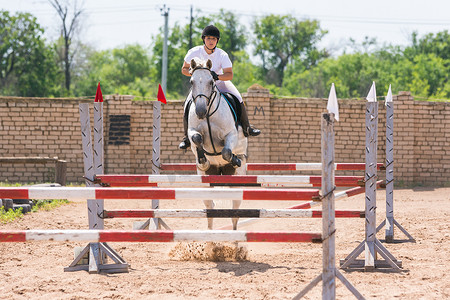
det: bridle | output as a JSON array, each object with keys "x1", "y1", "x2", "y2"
[
  {"x1": 190, "y1": 66, "x2": 223, "y2": 155},
  {"x1": 190, "y1": 67, "x2": 220, "y2": 118}
]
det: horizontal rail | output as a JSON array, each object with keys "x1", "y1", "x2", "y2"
[
  {"x1": 0, "y1": 187, "x2": 320, "y2": 201},
  {"x1": 102, "y1": 209, "x2": 364, "y2": 219},
  {"x1": 0, "y1": 157, "x2": 66, "y2": 164},
  {"x1": 290, "y1": 180, "x2": 385, "y2": 210},
  {"x1": 218, "y1": 180, "x2": 384, "y2": 230},
  {"x1": 0, "y1": 230, "x2": 322, "y2": 243},
  {"x1": 161, "y1": 163, "x2": 383, "y2": 172},
  {"x1": 95, "y1": 174, "x2": 363, "y2": 188}
]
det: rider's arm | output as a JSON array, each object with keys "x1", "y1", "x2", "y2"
[
  {"x1": 218, "y1": 67, "x2": 233, "y2": 81},
  {"x1": 181, "y1": 61, "x2": 191, "y2": 77}
]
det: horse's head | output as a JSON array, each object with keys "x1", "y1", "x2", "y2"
[{"x1": 190, "y1": 58, "x2": 215, "y2": 119}]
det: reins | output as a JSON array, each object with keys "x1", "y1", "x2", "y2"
[{"x1": 190, "y1": 66, "x2": 223, "y2": 156}]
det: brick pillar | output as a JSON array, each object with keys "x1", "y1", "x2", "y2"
[
  {"x1": 394, "y1": 91, "x2": 415, "y2": 185},
  {"x1": 242, "y1": 84, "x2": 271, "y2": 163}
]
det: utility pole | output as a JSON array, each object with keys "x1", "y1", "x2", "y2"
[
  {"x1": 189, "y1": 5, "x2": 193, "y2": 49},
  {"x1": 161, "y1": 4, "x2": 169, "y2": 92}
]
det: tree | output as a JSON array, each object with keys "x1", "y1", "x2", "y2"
[
  {"x1": 253, "y1": 15, "x2": 327, "y2": 87},
  {"x1": 0, "y1": 10, "x2": 59, "y2": 96},
  {"x1": 149, "y1": 9, "x2": 248, "y2": 98},
  {"x1": 73, "y1": 44, "x2": 153, "y2": 98},
  {"x1": 194, "y1": 9, "x2": 247, "y2": 62},
  {"x1": 49, "y1": 0, "x2": 84, "y2": 93}
]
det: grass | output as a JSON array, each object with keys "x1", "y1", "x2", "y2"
[
  {"x1": 0, "y1": 206, "x2": 25, "y2": 223},
  {"x1": 0, "y1": 182, "x2": 71, "y2": 224}
]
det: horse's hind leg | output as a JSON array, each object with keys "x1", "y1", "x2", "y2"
[
  {"x1": 232, "y1": 200, "x2": 241, "y2": 230},
  {"x1": 203, "y1": 200, "x2": 215, "y2": 230},
  {"x1": 223, "y1": 164, "x2": 242, "y2": 230}
]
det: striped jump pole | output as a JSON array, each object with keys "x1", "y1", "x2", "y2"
[
  {"x1": 0, "y1": 230, "x2": 322, "y2": 244},
  {"x1": 0, "y1": 187, "x2": 320, "y2": 201},
  {"x1": 291, "y1": 180, "x2": 385, "y2": 210},
  {"x1": 101, "y1": 209, "x2": 364, "y2": 219},
  {"x1": 161, "y1": 162, "x2": 383, "y2": 172},
  {"x1": 218, "y1": 180, "x2": 383, "y2": 230},
  {"x1": 94, "y1": 174, "x2": 364, "y2": 187}
]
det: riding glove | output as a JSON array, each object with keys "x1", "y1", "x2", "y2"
[{"x1": 210, "y1": 71, "x2": 219, "y2": 81}]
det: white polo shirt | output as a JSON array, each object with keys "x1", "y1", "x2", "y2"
[{"x1": 184, "y1": 46, "x2": 232, "y2": 75}]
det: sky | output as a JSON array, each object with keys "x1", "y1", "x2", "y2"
[{"x1": 2, "y1": 0, "x2": 450, "y2": 54}]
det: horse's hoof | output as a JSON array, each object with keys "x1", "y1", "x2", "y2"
[
  {"x1": 231, "y1": 155, "x2": 241, "y2": 168},
  {"x1": 221, "y1": 148, "x2": 232, "y2": 161},
  {"x1": 197, "y1": 160, "x2": 210, "y2": 171}
]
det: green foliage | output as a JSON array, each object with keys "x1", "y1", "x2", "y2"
[
  {"x1": 252, "y1": 14, "x2": 327, "y2": 87},
  {"x1": 0, "y1": 206, "x2": 24, "y2": 223},
  {"x1": 1, "y1": 9, "x2": 448, "y2": 101},
  {"x1": 31, "y1": 199, "x2": 69, "y2": 212},
  {"x1": 73, "y1": 44, "x2": 153, "y2": 97},
  {"x1": 0, "y1": 10, "x2": 60, "y2": 96}
]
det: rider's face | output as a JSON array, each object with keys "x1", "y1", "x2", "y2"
[{"x1": 204, "y1": 36, "x2": 218, "y2": 48}]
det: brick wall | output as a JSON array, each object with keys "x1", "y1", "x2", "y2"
[{"x1": 0, "y1": 86, "x2": 449, "y2": 186}]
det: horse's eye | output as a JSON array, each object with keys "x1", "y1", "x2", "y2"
[{"x1": 210, "y1": 80, "x2": 214, "y2": 86}]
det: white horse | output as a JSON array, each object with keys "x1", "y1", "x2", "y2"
[{"x1": 186, "y1": 58, "x2": 248, "y2": 230}]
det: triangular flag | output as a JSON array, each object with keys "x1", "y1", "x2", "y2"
[
  {"x1": 327, "y1": 83, "x2": 339, "y2": 121},
  {"x1": 157, "y1": 84, "x2": 167, "y2": 104},
  {"x1": 366, "y1": 81, "x2": 376, "y2": 102},
  {"x1": 385, "y1": 84, "x2": 393, "y2": 106},
  {"x1": 94, "y1": 82, "x2": 103, "y2": 102}
]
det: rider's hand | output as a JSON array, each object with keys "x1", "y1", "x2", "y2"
[{"x1": 210, "y1": 71, "x2": 219, "y2": 81}]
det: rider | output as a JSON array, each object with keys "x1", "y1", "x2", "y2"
[{"x1": 179, "y1": 24, "x2": 261, "y2": 150}]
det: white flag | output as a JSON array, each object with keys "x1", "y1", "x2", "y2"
[
  {"x1": 366, "y1": 81, "x2": 377, "y2": 102},
  {"x1": 327, "y1": 83, "x2": 339, "y2": 121},
  {"x1": 385, "y1": 84, "x2": 393, "y2": 106}
]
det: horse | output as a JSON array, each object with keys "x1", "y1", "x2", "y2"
[{"x1": 186, "y1": 57, "x2": 248, "y2": 230}]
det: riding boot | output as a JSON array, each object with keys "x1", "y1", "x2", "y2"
[
  {"x1": 239, "y1": 102, "x2": 261, "y2": 137},
  {"x1": 178, "y1": 104, "x2": 191, "y2": 149}
]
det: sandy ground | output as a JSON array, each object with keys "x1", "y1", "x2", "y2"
[{"x1": 0, "y1": 187, "x2": 449, "y2": 299}]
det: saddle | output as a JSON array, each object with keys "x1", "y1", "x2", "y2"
[
  {"x1": 185, "y1": 91, "x2": 242, "y2": 129},
  {"x1": 220, "y1": 92, "x2": 242, "y2": 127}
]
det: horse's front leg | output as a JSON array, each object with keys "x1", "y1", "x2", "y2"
[
  {"x1": 231, "y1": 200, "x2": 242, "y2": 230},
  {"x1": 189, "y1": 129, "x2": 210, "y2": 171},
  {"x1": 221, "y1": 131, "x2": 241, "y2": 167},
  {"x1": 203, "y1": 200, "x2": 215, "y2": 230}
]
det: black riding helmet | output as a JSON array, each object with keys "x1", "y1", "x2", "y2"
[{"x1": 202, "y1": 25, "x2": 220, "y2": 40}]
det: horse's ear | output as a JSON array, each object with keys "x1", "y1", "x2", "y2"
[
  {"x1": 206, "y1": 59, "x2": 212, "y2": 70},
  {"x1": 190, "y1": 59, "x2": 197, "y2": 74}
]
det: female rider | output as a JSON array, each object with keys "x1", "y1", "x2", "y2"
[{"x1": 179, "y1": 25, "x2": 260, "y2": 149}]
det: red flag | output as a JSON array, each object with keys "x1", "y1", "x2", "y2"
[
  {"x1": 95, "y1": 82, "x2": 103, "y2": 102},
  {"x1": 157, "y1": 84, "x2": 167, "y2": 104}
]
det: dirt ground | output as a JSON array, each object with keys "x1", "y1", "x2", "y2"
[{"x1": 0, "y1": 187, "x2": 449, "y2": 299}]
